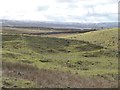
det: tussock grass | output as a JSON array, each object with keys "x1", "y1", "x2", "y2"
[
  {"x1": 2, "y1": 61, "x2": 118, "y2": 88},
  {"x1": 2, "y1": 77, "x2": 35, "y2": 88}
]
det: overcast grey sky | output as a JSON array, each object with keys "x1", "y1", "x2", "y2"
[{"x1": 0, "y1": 0, "x2": 119, "y2": 23}]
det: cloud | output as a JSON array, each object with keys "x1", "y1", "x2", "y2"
[
  {"x1": 0, "y1": 0, "x2": 119, "y2": 22},
  {"x1": 93, "y1": 3, "x2": 118, "y2": 14},
  {"x1": 37, "y1": 6, "x2": 49, "y2": 11},
  {"x1": 44, "y1": 15, "x2": 66, "y2": 22},
  {"x1": 56, "y1": 0, "x2": 78, "y2": 3}
]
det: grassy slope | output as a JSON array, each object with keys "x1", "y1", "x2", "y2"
[
  {"x1": 2, "y1": 34, "x2": 117, "y2": 73},
  {"x1": 61, "y1": 28, "x2": 118, "y2": 50},
  {"x1": 2, "y1": 28, "x2": 118, "y2": 88}
]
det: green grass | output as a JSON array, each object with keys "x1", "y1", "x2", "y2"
[
  {"x1": 61, "y1": 28, "x2": 118, "y2": 50},
  {"x1": 2, "y1": 28, "x2": 118, "y2": 88},
  {"x1": 2, "y1": 34, "x2": 118, "y2": 75}
]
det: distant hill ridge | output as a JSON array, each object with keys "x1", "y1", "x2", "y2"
[{"x1": 1, "y1": 19, "x2": 118, "y2": 30}]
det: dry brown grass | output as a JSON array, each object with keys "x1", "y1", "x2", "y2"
[
  {"x1": 2, "y1": 61, "x2": 118, "y2": 88},
  {"x1": 2, "y1": 27, "x2": 64, "y2": 35},
  {"x1": 42, "y1": 33, "x2": 75, "y2": 38}
]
